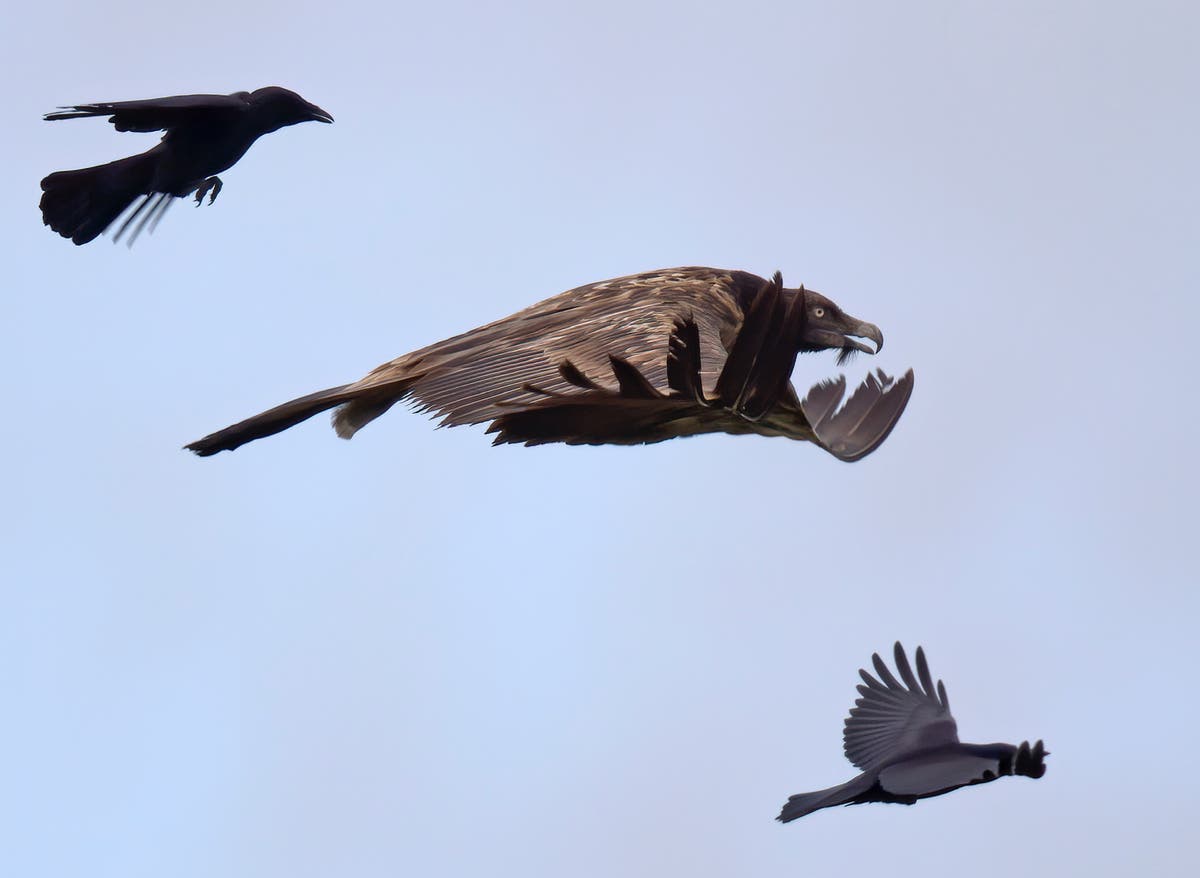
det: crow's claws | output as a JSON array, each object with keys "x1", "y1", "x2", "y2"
[{"x1": 193, "y1": 176, "x2": 223, "y2": 206}]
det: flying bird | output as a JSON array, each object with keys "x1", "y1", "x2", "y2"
[
  {"x1": 777, "y1": 643, "x2": 1047, "y2": 823},
  {"x1": 186, "y1": 266, "x2": 914, "y2": 459},
  {"x1": 40, "y1": 86, "x2": 333, "y2": 246}
]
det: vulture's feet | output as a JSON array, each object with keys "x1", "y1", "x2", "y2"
[{"x1": 193, "y1": 176, "x2": 223, "y2": 206}]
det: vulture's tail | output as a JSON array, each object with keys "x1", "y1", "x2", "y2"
[
  {"x1": 185, "y1": 380, "x2": 415, "y2": 457},
  {"x1": 40, "y1": 152, "x2": 156, "y2": 245},
  {"x1": 776, "y1": 773, "x2": 875, "y2": 823}
]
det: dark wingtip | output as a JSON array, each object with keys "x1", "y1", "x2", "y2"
[
  {"x1": 183, "y1": 437, "x2": 223, "y2": 457},
  {"x1": 184, "y1": 430, "x2": 240, "y2": 456},
  {"x1": 801, "y1": 367, "x2": 914, "y2": 462}
]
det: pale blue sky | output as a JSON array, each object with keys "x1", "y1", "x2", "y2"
[{"x1": 3, "y1": 2, "x2": 1197, "y2": 876}]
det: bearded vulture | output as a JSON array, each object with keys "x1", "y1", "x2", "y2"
[{"x1": 187, "y1": 266, "x2": 914, "y2": 460}]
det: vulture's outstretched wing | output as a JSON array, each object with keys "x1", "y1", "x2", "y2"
[
  {"x1": 486, "y1": 301, "x2": 908, "y2": 454},
  {"x1": 484, "y1": 357, "x2": 698, "y2": 446},
  {"x1": 842, "y1": 643, "x2": 959, "y2": 773},
  {"x1": 801, "y1": 369, "x2": 914, "y2": 462},
  {"x1": 711, "y1": 270, "x2": 807, "y2": 418},
  {"x1": 335, "y1": 267, "x2": 749, "y2": 433},
  {"x1": 44, "y1": 93, "x2": 250, "y2": 132},
  {"x1": 487, "y1": 282, "x2": 805, "y2": 446}
]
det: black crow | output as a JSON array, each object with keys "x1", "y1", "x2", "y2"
[
  {"x1": 40, "y1": 87, "x2": 333, "y2": 245},
  {"x1": 777, "y1": 643, "x2": 1047, "y2": 823},
  {"x1": 186, "y1": 267, "x2": 913, "y2": 460}
]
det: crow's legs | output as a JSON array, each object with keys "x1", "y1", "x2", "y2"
[{"x1": 193, "y1": 176, "x2": 223, "y2": 206}]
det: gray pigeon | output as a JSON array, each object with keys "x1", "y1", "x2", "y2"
[{"x1": 777, "y1": 643, "x2": 1047, "y2": 822}]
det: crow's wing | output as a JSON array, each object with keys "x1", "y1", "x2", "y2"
[
  {"x1": 801, "y1": 368, "x2": 914, "y2": 462},
  {"x1": 44, "y1": 92, "x2": 250, "y2": 132},
  {"x1": 843, "y1": 643, "x2": 958, "y2": 772}
]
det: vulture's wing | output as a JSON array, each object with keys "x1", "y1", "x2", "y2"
[
  {"x1": 485, "y1": 354, "x2": 701, "y2": 446},
  {"x1": 342, "y1": 267, "x2": 748, "y2": 431},
  {"x1": 486, "y1": 280, "x2": 806, "y2": 446},
  {"x1": 711, "y1": 271, "x2": 807, "y2": 418},
  {"x1": 44, "y1": 93, "x2": 250, "y2": 132},
  {"x1": 842, "y1": 643, "x2": 959, "y2": 773},
  {"x1": 486, "y1": 296, "x2": 912, "y2": 451},
  {"x1": 800, "y1": 368, "x2": 914, "y2": 462}
]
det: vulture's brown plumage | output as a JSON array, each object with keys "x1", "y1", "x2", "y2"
[{"x1": 186, "y1": 267, "x2": 914, "y2": 460}]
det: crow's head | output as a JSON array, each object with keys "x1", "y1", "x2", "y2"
[
  {"x1": 250, "y1": 87, "x2": 335, "y2": 130},
  {"x1": 799, "y1": 289, "x2": 884, "y2": 366}
]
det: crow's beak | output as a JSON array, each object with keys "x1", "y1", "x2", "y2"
[{"x1": 307, "y1": 103, "x2": 334, "y2": 123}]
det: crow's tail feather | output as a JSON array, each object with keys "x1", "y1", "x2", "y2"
[{"x1": 39, "y1": 152, "x2": 156, "y2": 245}]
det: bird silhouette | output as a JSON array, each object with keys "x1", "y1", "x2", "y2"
[
  {"x1": 186, "y1": 266, "x2": 914, "y2": 459},
  {"x1": 777, "y1": 643, "x2": 1047, "y2": 823},
  {"x1": 40, "y1": 86, "x2": 332, "y2": 245}
]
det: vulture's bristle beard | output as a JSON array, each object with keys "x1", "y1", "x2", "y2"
[{"x1": 836, "y1": 346, "x2": 859, "y2": 367}]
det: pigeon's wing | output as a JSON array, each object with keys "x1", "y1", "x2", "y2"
[
  {"x1": 800, "y1": 368, "x2": 914, "y2": 462},
  {"x1": 842, "y1": 643, "x2": 958, "y2": 772},
  {"x1": 877, "y1": 751, "x2": 1005, "y2": 796},
  {"x1": 44, "y1": 92, "x2": 250, "y2": 132}
]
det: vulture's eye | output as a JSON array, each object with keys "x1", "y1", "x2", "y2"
[{"x1": 813, "y1": 307, "x2": 825, "y2": 318}]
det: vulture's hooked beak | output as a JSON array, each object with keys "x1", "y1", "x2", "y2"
[
  {"x1": 306, "y1": 103, "x2": 334, "y2": 123},
  {"x1": 845, "y1": 320, "x2": 883, "y2": 355},
  {"x1": 832, "y1": 320, "x2": 883, "y2": 365}
]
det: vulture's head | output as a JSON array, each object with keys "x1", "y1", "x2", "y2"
[
  {"x1": 249, "y1": 87, "x2": 335, "y2": 130},
  {"x1": 800, "y1": 290, "x2": 884, "y2": 365}
]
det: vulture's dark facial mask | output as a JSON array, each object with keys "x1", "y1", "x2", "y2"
[{"x1": 799, "y1": 290, "x2": 884, "y2": 365}]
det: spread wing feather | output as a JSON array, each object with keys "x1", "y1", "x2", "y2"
[
  {"x1": 801, "y1": 368, "x2": 914, "y2": 462},
  {"x1": 713, "y1": 272, "x2": 806, "y2": 418},
  {"x1": 44, "y1": 93, "x2": 250, "y2": 132},
  {"x1": 842, "y1": 643, "x2": 958, "y2": 773}
]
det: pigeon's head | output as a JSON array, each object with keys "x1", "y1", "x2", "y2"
[
  {"x1": 799, "y1": 289, "x2": 884, "y2": 366},
  {"x1": 250, "y1": 87, "x2": 334, "y2": 130},
  {"x1": 1013, "y1": 739, "x2": 1049, "y2": 779}
]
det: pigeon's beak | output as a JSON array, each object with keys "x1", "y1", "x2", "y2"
[{"x1": 306, "y1": 103, "x2": 334, "y2": 123}]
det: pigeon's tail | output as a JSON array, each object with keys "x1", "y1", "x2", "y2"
[
  {"x1": 40, "y1": 151, "x2": 157, "y2": 245},
  {"x1": 776, "y1": 773, "x2": 875, "y2": 823},
  {"x1": 185, "y1": 379, "x2": 417, "y2": 457}
]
